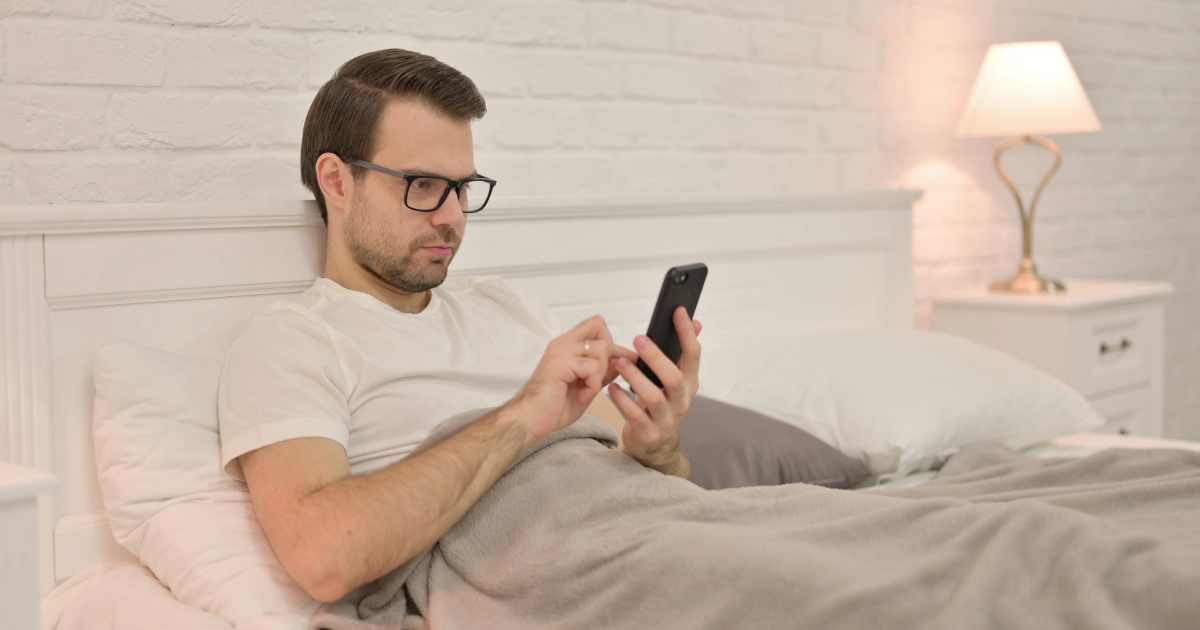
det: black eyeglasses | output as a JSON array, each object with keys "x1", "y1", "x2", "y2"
[{"x1": 342, "y1": 157, "x2": 497, "y2": 213}]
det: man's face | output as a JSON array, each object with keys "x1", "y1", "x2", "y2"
[{"x1": 343, "y1": 100, "x2": 476, "y2": 294}]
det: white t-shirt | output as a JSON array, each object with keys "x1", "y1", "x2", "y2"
[{"x1": 217, "y1": 276, "x2": 563, "y2": 481}]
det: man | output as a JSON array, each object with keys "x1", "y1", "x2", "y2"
[{"x1": 217, "y1": 49, "x2": 703, "y2": 604}]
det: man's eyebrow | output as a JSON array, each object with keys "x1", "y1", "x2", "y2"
[{"x1": 395, "y1": 167, "x2": 480, "y2": 180}]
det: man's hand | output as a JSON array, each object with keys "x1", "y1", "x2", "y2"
[
  {"x1": 608, "y1": 307, "x2": 702, "y2": 477},
  {"x1": 512, "y1": 315, "x2": 638, "y2": 445}
]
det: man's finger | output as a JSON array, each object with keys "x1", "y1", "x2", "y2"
[
  {"x1": 557, "y1": 350, "x2": 604, "y2": 391},
  {"x1": 596, "y1": 314, "x2": 614, "y2": 345},
  {"x1": 581, "y1": 338, "x2": 612, "y2": 361},
  {"x1": 612, "y1": 345, "x2": 638, "y2": 362},
  {"x1": 602, "y1": 346, "x2": 638, "y2": 386},
  {"x1": 567, "y1": 314, "x2": 611, "y2": 344},
  {"x1": 608, "y1": 383, "x2": 648, "y2": 425},
  {"x1": 616, "y1": 356, "x2": 669, "y2": 416},
  {"x1": 633, "y1": 334, "x2": 685, "y2": 393},
  {"x1": 584, "y1": 354, "x2": 608, "y2": 398},
  {"x1": 674, "y1": 307, "x2": 702, "y2": 383},
  {"x1": 577, "y1": 361, "x2": 609, "y2": 404}
]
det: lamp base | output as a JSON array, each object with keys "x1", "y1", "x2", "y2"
[{"x1": 989, "y1": 258, "x2": 1066, "y2": 294}]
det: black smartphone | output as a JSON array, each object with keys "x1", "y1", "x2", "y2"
[{"x1": 636, "y1": 263, "x2": 707, "y2": 388}]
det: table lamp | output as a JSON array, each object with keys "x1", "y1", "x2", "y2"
[{"x1": 957, "y1": 41, "x2": 1101, "y2": 293}]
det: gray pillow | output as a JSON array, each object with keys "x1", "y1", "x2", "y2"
[{"x1": 680, "y1": 395, "x2": 870, "y2": 490}]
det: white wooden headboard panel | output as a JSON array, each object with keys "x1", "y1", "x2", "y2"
[
  {"x1": 0, "y1": 190, "x2": 919, "y2": 593},
  {"x1": 44, "y1": 227, "x2": 325, "y2": 307}
]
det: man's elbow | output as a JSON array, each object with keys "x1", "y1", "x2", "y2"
[
  {"x1": 284, "y1": 544, "x2": 356, "y2": 604},
  {"x1": 302, "y1": 571, "x2": 354, "y2": 604}
]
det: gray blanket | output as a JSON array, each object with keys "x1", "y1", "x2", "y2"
[{"x1": 312, "y1": 408, "x2": 1200, "y2": 630}]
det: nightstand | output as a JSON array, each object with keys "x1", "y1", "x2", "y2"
[
  {"x1": 932, "y1": 280, "x2": 1174, "y2": 437},
  {"x1": 1, "y1": 464, "x2": 57, "y2": 630}
]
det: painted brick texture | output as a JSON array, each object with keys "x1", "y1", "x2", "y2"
[{"x1": 0, "y1": 0, "x2": 1197, "y2": 436}]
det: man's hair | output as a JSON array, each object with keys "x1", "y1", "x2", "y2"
[{"x1": 300, "y1": 49, "x2": 487, "y2": 225}]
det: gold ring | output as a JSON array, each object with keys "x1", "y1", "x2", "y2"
[{"x1": 583, "y1": 340, "x2": 591, "y2": 356}]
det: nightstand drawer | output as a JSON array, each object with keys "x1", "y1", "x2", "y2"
[
  {"x1": 1088, "y1": 385, "x2": 1151, "y2": 436},
  {"x1": 1068, "y1": 302, "x2": 1157, "y2": 397}
]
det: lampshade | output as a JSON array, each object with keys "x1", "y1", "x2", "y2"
[{"x1": 957, "y1": 41, "x2": 1101, "y2": 138}]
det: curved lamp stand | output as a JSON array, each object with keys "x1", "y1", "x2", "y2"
[{"x1": 989, "y1": 134, "x2": 1067, "y2": 294}]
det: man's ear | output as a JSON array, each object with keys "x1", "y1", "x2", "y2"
[{"x1": 316, "y1": 152, "x2": 353, "y2": 224}]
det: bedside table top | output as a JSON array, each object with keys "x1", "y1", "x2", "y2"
[
  {"x1": 0, "y1": 464, "x2": 57, "y2": 503},
  {"x1": 933, "y1": 279, "x2": 1174, "y2": 312}
]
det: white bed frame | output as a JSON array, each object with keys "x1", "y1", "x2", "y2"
[{"x1": 0, "y1": 190, "x2": 919, "y2": 596}]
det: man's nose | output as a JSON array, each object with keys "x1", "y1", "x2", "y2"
[{"x1": 429, "y1": 190, "x2": 467, "y2": 228}]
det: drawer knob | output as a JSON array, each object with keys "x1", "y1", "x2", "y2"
[{"x1": 1099, "y1": 337, "x2": 1132, "y2": 356}]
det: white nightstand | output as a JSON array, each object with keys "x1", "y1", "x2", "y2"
[
  {"x1": 1, "y1": 464, "x2": 57, "y2": 630},
  {"x1": 932, "y1": 280, "x2": 1174, "y2": 437}
]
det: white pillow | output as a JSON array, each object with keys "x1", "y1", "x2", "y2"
[
  {"x1": 699, "y1": 330, "x2": 1104, "y2": 482},
  {"x1": 92, "y1": 338, "x2": 318, "y2": 630}
]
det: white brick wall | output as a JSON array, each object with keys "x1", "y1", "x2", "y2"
[
  {"x1": 6, "y1": 21, "x2": 165, "y2": 85},
  {"x1": 113, "y1": 0, "x2": 251, "y2": 26},
  {"x1": 1, "y1": 0, "x2": 1198, "y2": 436}
]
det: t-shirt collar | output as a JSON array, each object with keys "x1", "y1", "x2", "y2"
[{"x1": 314, "y1": 277, "x2": 442, "y2": 319}]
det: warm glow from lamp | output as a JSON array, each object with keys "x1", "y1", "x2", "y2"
[
  {"x1": 958, "y1": 41, "x2": 1101, "y2": 138},
  {"x1": 956, "y1": 41, "x2": 1101, "y2": 294}
]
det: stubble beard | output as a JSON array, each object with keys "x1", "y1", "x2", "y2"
[{"x1": 344, "y1": 197, "x2": 460, "y2": 295}]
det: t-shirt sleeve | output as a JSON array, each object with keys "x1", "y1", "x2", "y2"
[{"x1": 217, "y1": 304, "x2": 352, "y2": 481}]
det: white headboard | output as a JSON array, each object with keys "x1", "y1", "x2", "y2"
[{"x1": 0, "y1": 190, "x2": 919, "y2": 593}]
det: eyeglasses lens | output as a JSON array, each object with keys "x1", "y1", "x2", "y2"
[
  {"x1": 460, "y1": 180, "x2": 491, "y2": 212},
  {"x1": 405, "y1": 177, "x2": 450, "y2": 211},
  {"x1": 405, "y1": 178, "x2": 491, "y2": 212}
]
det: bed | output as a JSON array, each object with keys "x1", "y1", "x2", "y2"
[{"x1": 3, "y1": 190, "x2": 1199, "y2": 629}]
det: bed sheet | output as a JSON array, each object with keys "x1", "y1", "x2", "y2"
[
  {"x1": 44, "y1": 431, "x2": 1200, "y2": 630},
  {"x1": 43, "y1": 561, "x2": 233, "y2": 630},
  {"x1": 1031, "y1": 430, "x2": 1200, "y2": 457},
  {"x1": 857, "y1": 430, "x2": 1200, "y2": 492}
]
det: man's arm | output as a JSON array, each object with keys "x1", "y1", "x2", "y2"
[
  {"x1": 239, "y1": 316, "x2": 635, "y2": 603},
  {"x1": 240, "y1": 402, "x2": 532, "y2": 603}
]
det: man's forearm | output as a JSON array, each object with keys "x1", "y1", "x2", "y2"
[{"x1": 290, "y1": 403, "x2": 532, "y2": 602}]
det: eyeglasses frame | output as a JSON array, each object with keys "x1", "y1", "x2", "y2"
[{"x1": 341, "y1": 156, "x2": 497, "y2": 214}]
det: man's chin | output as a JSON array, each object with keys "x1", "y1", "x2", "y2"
[
  {"x1": 404, "y1": 262, "x2": 451, "y2": 292},
  {"x1": 361, "y1": 261, "x2": 449, "y2": 295}
]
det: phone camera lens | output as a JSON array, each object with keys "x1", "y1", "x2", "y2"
[{"x1": 675, "y1": 273, "x2": 688, "y2": 284}]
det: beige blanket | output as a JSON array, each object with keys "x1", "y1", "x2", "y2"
[{"x1": 313, "y1": 409, "x2": 1200, "y2": 630}]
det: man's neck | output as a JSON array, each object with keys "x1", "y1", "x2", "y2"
[{"x1": 323, "y1": 258, "x2": 432, "y2": 314}]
